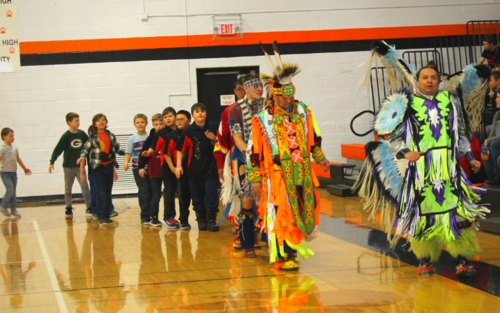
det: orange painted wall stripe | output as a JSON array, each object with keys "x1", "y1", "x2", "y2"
[{"x1": 19, "y1": 24, "x2": 471, "y2": 55}]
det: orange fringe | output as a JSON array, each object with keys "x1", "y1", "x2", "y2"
[{"x1": 252, "y1": 107, "x2": 321, "y2": 248}]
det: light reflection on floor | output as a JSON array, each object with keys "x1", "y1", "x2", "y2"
[{"x1": 0, "y1": 189, "x2": 500, "y2": 312}]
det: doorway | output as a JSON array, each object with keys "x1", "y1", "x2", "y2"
[{"x1": 196, "y1": 66, "x2": 260, "y2": 127}]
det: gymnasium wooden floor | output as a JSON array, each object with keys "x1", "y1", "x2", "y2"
[{"x1": 2, "y1": 189, "x2": 500, "y2": 312}]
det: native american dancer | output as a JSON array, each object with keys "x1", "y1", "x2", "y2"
[
  {"x1": 215, "y1": 74, "x2": 265, "y2": 258},
  {"x1": 247, "y1": 41, "x2": 330, "y2": 271},
  {"x1": 352, "y1": 40, "x2": 491, "y2": 276}
]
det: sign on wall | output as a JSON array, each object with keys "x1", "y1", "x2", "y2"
[
  {"x1": 220, "y1": 94, "x2": 235, "y2": 106},
  {"x1": 212, "y1": 14, "x2": 243, "y2": 40},
  {"x1": 0, "y1": 0, "x2": 20, "y2": 72}
]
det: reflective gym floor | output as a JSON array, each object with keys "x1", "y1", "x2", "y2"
[{"x1": 2, "y1": 189, "x2": 500, "y2": 312}]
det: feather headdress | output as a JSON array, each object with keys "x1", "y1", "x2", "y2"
[{"x1": 259, "y1": 40, "x2": 301, "y2": 99}]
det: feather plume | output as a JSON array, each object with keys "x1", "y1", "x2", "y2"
[
  {"x1": 259, "y1": 41, "x2": 276, "y2": 72},
  {"x1": 371, "y1": 40, "x2": 392, "y2": 56},
  {"x1": 277, "y1": 63, "x2": 301, "y2": 84},
  {"x1": 272, "y1": 40, "x2": 284, "y2": 69},
  {"x1": 346, "y1": 40, "x2": 416, "y2": 93}
]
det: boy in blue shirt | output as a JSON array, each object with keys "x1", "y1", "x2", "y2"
[{"x1": 124, "y1": 114, "x2": 151, "y2": 225}]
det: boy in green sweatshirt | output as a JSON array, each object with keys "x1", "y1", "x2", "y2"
[{"x1": 49, "y1": 112, "x2": 91, "y2": 219}]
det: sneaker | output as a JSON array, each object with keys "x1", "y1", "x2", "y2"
[
  {"x1": 280, "y1": 260, "x2": 299, "y2": 271},
  {"x1": 456, "y1": 264, "x2": 477, "y2": 277},
  {"x1": 92, "y1": 213, "x2": 98, "y2": 221},
  {"x1": 65, "y1": 207, "x2": 73, "y2": 219},
  {"x1": 110, "y1": 211, "x2": 119, "y2": 218},
  {"x1": 141, "y1": 217, "x2": 152, "y2": 225},
  {"x1": 150, "y1": 216, "x2": 162, "y2": 227},
  {"x1": 164, "y1": 218, "x2": 180, "y2": 229},
  {"x1": 417, "y1": 265, "x2": 433, "y2": 276},
  {"x1": 0, "y1": 207, "x2": 10, "y2": 217},
  {"x1": 10, "y1": 210, "x2": 21, "y2": 218},
  {"x1": 99, "y1": 218, "x2": 113, "y2": 226},
  {"x1": 198, "y1": 220, "x2": 208, "y2": 231},
  {"x1": 85, "y1": 208, "x2": 92, "y2": 217},
  {"x1": 180, "y1": 223, "x2": 191, "y2": 230}
]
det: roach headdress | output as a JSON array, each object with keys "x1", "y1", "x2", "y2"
[{"x1": 259, "y1": 40, "x2": 301, "y2": 99}]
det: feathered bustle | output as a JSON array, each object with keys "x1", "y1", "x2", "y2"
[
  {"x1": 346, "y1": 40, "x2": 416, "y2": 93},
  {"x1": 371, "y1": 40, "x2": 391, "y2": 56},
  {"x1": 473, "y1": 64, "x2": 491, "y2": 80},
  {"x1": 374, "y1": 88, "x2": 411, "y2": 135}
]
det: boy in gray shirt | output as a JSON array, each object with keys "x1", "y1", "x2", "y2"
[{"x1": 0, "y1": 128, "x2": 32, "y2": 217}]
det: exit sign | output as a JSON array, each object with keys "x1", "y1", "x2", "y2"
[{"x1": 220, "y1": 24, "x2": 234, "y2": 35}]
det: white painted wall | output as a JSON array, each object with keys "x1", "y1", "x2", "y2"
[{"x1": 1, "y1": 0, "x2": 499, "y2": 197}]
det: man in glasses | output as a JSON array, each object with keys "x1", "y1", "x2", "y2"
[
  {"x1": 215, "y1": 73, "x2": 265, "y2": 258},
  {"x1": 234, "y1": 78, "x2": 246, "y2": 102},
  {"x1": 214, "y1": 76, "x2": 245, "y2": 175}
]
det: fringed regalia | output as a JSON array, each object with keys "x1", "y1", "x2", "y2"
[
  {"x1": 352, "y1": 40, "x2": 491, "y2": 266},
  {"x1": 247, "y1": 41, "x2": 326, "y2": 267},
  {"x1": 215, "y1": 95, "x2": 264, "y2": 251}
]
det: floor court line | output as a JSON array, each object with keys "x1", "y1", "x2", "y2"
[
  {"x1": 2, "y1": 261, "x2": 416, "y2": 298},
  {"x1": 73, "y1": 275, "x2": 420, "y2": 305},
  {"x1": 32, "y1": 218, "x2": 69, "y2": 313}
]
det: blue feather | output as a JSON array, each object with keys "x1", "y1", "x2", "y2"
[
  {"x1": 363, "y1": 140, "x2": 404, "y2": 205},
  {"x1": 381, "y1": 44, "x2": 400, "y2": 68},
  {"x1": 375, "y1": 141, "x2": 404, "y2": 201},
  {"x1": 374, "y1": 88, "x2": 412, "y2": 135},
  {"x1": 461, "y1": 64, "x2": 480, "y2": 96}
]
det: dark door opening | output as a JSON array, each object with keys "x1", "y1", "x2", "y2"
[{"x1": 196, "y1": 66, "x2": 260, "y2": 127}]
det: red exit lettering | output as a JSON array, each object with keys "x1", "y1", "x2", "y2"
[{"x1": 220, "y1": 24, "x2": 234, "y2": 35}]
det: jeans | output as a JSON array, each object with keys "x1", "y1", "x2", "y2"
[
  {"x1": 133, "y1": 169, "x2": 152, "y2": 220},
  {"x1": 485, "y1": 140, "x2": 500, "y2": 180},
  {"x1": 163, "y1": 173, "x2": 177, "y2": 220},
  {"x1": 1, "y1": 172, "x2": 17, "y2": 211},
  {"x1": 92, "y1": 164, "x2": 114, "y2": 221},
  {"x1": 64, "y1": 167, "x2": 91, "y2": 209},
  {"x1": 89, "y1": 174, "x2": 114, "y2": 214},
  {"x1": 189, "y1": 178, "x2": 219, "y2": 213},
  {"x1": 150, "y1": 177, "x2": 162, "y2": 218},
  {"x1": 178, "y1": 171, "x2": 191, "y2": 224}
]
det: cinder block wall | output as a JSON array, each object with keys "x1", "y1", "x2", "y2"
[{"x1": 0, "y1": 0, "x2": 498, "y2": 197}]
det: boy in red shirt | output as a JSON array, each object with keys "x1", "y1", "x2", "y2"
[
  {"x1": 175, "y1": 104, "x2": 219, "y2": 231},
  {"x1": 138, "y1": 113, "x2": 164, "y2": 227},
  {"x1": 145, "y1": 107, "x2": 179, "y2": 228},
  {"x1": 164, "y1": 110, "x2": 192, "y2": 229}
]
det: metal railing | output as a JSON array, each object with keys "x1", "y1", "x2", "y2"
[{"x1": 466, "y1": 21, "x2": 500, "y2": 64}]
